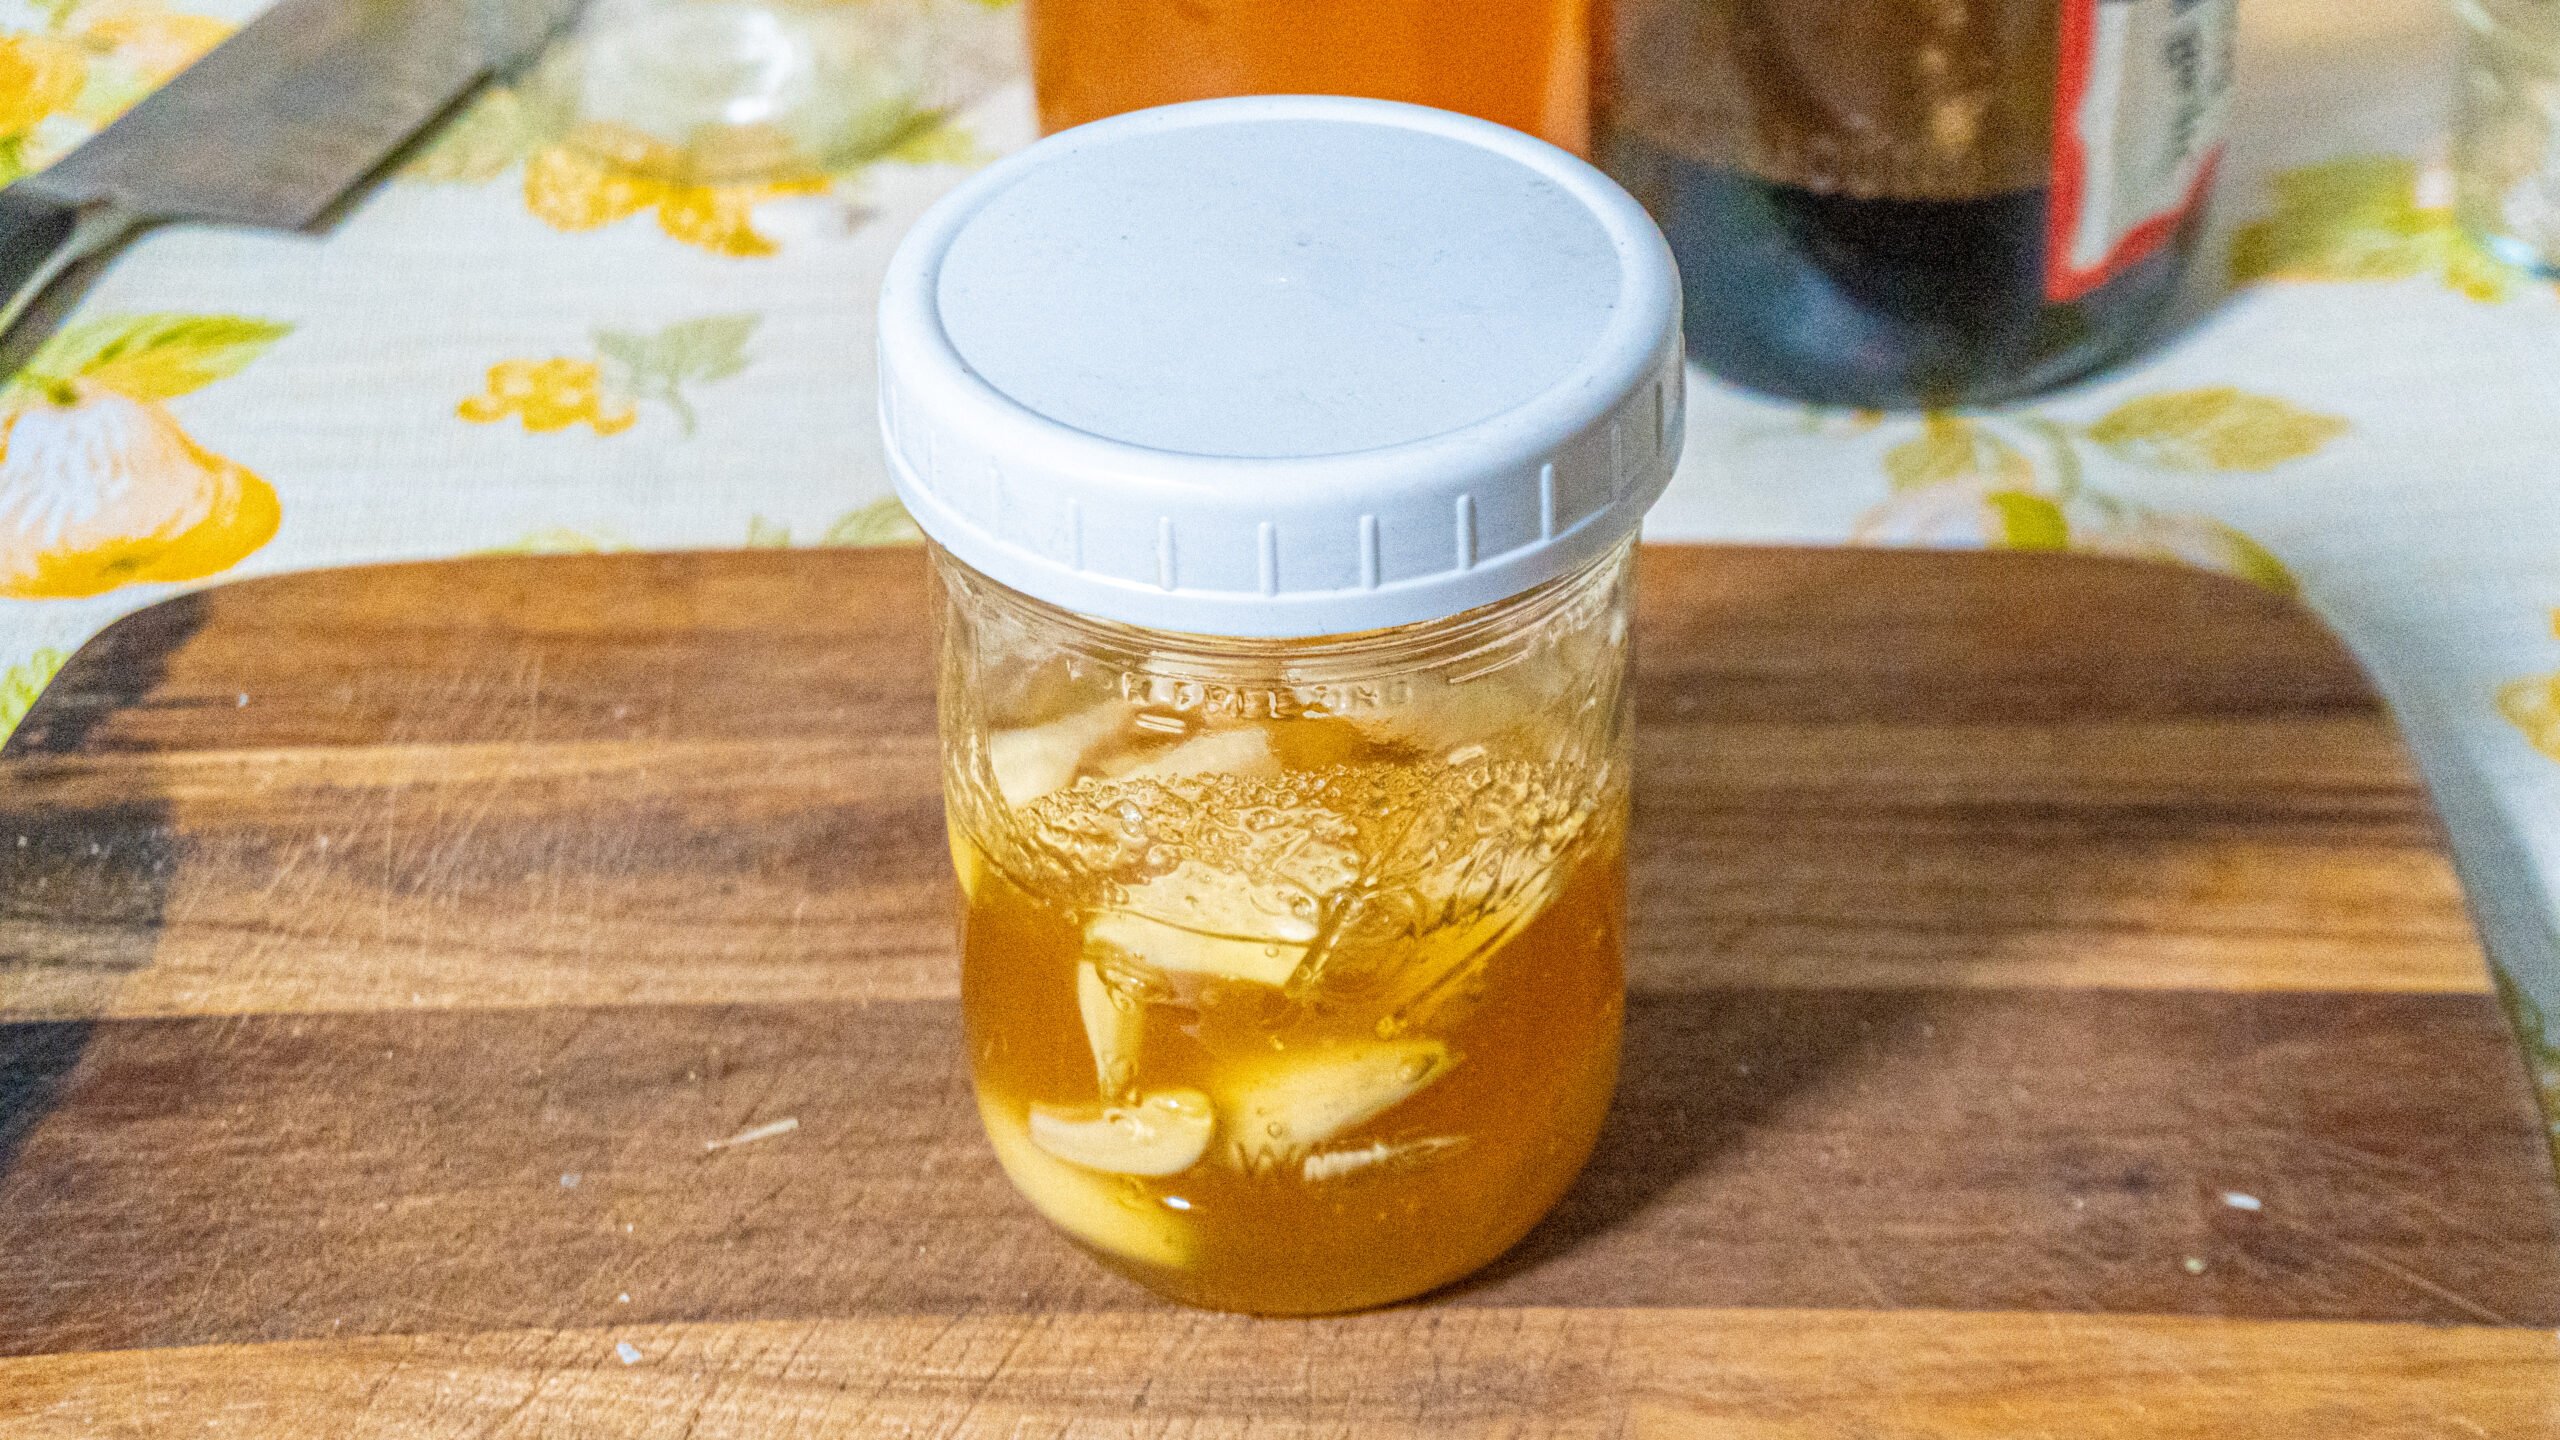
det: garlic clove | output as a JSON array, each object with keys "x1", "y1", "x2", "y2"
[
  {"x1": 1028, "y1": 1089, "x2": 1216, "y2": 1177},
  {"x1": 1076, "y1": 959, "x2": 1144, "y2": 1098},
  {"x1": 1087, "y1": 909, "x2": 1306, "y2": 989},
  {"x1": 987, "y1": 702, "x2": 1128, "y2": 807},
  {"x1": 980, "y1": 1096, "x2": 1192, "y2": 1270},
  {"x1": 1223, "y1": 1040, "x2": 1454, "y2": 1171}
]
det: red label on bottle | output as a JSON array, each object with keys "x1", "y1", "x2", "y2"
[{"x1": 2047, "y1": 0, "x2": 2233, "y2": 302}]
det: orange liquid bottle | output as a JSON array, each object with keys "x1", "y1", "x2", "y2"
[{"x1": 1027, "y1": 0, "x2": 1607, "y2": 153}]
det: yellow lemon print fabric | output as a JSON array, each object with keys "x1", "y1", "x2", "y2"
[
  {"x1": 74, "y1": 2, "x2": 230, "y2": 85},
  {"x1": 524, "y1": 129, "x2": 830, "y2": 259},
  {"x1": 0, "y1": 2, "x2": 233, "y2": 184},
  {"x1": 0, "y1": 313, "x2": 288, "y2": 600},
  {"x1": 2497, "y1": 613, "x2": 2560, "y2": 764},
  {"x1": 0, "y1": 32, "x2": 84, "y2": 146},
  {"x1": 415, "y1": 97, "x2": 827, "y2": 258},
  {"x1": 461, "y1": 314, "x2": 757, "y2": 437},
  {"x1": 405, "y1": 83, "x2": 986, "y2": 258},
  {"x1": 460, "y1": 357, "x2": 637, "y2": 435}
]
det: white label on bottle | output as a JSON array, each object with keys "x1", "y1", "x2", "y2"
[{"x1": 2047, "y1": 0, "x2": 2234, "y2": 301}]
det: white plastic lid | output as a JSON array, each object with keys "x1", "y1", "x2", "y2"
[{"x1": 877, "y1": 96, "x2": 1683, "y2": 638}]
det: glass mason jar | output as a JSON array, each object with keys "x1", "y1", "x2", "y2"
[
  {"x1": 876, "y1": 98, "x2": 1683, "y2": 1313},
  {"x1": 491, "y1": 0, "x2": 1014, "y2": 185},
  {"x1": 2455, "y1": 0, "x2": 2560, "y2": 276},
  {"x1": 935, "y1": 544, "x2": 1634, "y2": 1313}
]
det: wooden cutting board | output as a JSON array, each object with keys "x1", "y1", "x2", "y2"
[{"x1": 1, "y1": 545, "x2": 2554, "y2": 1437}]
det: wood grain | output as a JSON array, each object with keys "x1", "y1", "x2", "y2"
[
  {"x1": 0, "y1": 548, "x2": 2482, "y2": 1019},
  {"x1": 2, "y1": 986, "x2": 2552, "y2": 1357},
  {"x1": 0, "y1": 545, "x2": 2549, "y2": 1433},
  {"x1": 5, "y1": 1310, "x2": 2552, "y2": 1439}
]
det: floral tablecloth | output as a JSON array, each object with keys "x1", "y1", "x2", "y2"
[{"x1": 0, "y1": 0, "x2": 2553, "y2": 1164}]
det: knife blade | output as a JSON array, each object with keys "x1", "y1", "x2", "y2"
[{"x1": 0, "y1": 0, "x2": 522, "y2": 340}]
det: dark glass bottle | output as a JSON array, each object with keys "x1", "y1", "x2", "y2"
[{"x1": 1604, "y1": 0, "x2": 2233, "y2": 410}]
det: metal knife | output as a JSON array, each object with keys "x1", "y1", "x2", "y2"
[{"x1": 0, "y1": 0, "x2": 575, "y2": 341}]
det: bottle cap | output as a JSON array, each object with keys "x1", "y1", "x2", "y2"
[{"x1": 877, "y1": 96, "x2": 1683, "y2": 638}]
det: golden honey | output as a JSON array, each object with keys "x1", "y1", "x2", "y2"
[{"x1": 938, "y1": 552, "x2": 1634, "y2": 1314}]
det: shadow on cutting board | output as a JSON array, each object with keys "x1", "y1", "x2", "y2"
[{"x1": 0, "y1": 593, "x2": 202, "y2": 1179}]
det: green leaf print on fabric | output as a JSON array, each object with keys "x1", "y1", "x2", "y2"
[
  {"x1": 0, "y1": 645, "x2": 66, "y2": 744},
  {"x1": 1850, "y1": 389, "x2": 2349, "y2": 595},
  {"x1": 879, "y1": 113, "x2": 991, "y2": 168},
  {"x1": 12, "y1": 313, "x2": 292, "y2": 404},
  {"x1": 402, "y1": 84, "x2": 542, "y2": 186},
  {"x1": 1981, "y1": 491, "x2": 2071, "y2": 551},
  {"x1": 594, "y1": 313, "x2": 758, "y2": 436},
  {"x1": 2085, "y1": 389, "x2": 2353, "y2": 473},
  {"x1": 459, "y1": 314, "x2": 758, "y2": 437},
  {"x1": 451, "y1": 507, "x2": 914, "y2": 570},
  {"x1": 820, "y1": 497, "x2": 924, "y2": 547},
  {"x1": 477, "y1": 528, "x2": 635, "y2": 556},
  {"x1": 731, "y1": 500, "x2": 925, "y2": 550},
  {"x1": 2230, "y1": 156, "x2": 2523, "y2": 302},
  {"x1": 1883, "y1": 416, "x2": 2035, "y2": 492}
]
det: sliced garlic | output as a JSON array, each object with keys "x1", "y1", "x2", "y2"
[
  {"x1": 979, "y1": 1096, "x2": 1191, "y2": 1271},
  {"x1": 1370, "y1": 887, "x2": 1550, "y2": 1031},
  {"x1": 1087, "y1": 855, "x2": 1320, "y2": 990},
  {"x1": 1087, "y1": 909, "x2": 1307, "y2": 989},
  {"x1": 1028, "y1": 1089, "x2": 1216, "y2": 1176},
  {"x1": 1301, "y1": 1134, "x2": 1469, "y2": 1183},
  {"x1": 1103, "y1": 726, "x2": 1283, "y2": 783},
  {"x1": 1076, "y1": 959, "x2": 1142, "y2": 1097},
  {"x1": 988, "y1": 702, "x2": 1127, "y2": 808},
  {"x1": 947, "y1": 824, "x2": 985, "y2": 901},
  {"x1": 1224, "y1": 1040, "x2": 1455, "y2": 1170}
]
